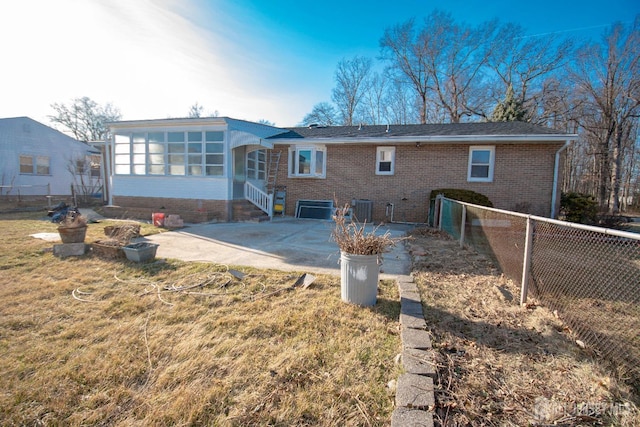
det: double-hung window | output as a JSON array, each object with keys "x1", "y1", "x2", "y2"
[
  {"x1": 376, "y1": 146, "x2": 395, "y2": 175},
  {"x1": 467, "y1": 146, "x2": 495, "y2": 182},
  {"x1": 288, "y1": 145, "x2": 326, "y2": 178},
  {"x1": 19, "y1": 155, "x2": 50, "y2": 175}
]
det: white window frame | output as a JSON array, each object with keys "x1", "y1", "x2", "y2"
[
  {"x1": 376, "y1": 146, "x2": 395, "y2": 175},
  {"x1": 113, "y1": 130, "x2": 225, "y2": 176},
  {"x1": 467, "y1": 145, "x2": 495, "y2": 182},
  {"x1": 288, "y1": 145, "x2": 326, "y2": 178}
]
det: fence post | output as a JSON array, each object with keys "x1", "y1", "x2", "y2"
[
  {"x1": 460, "y1": 204, "x2": 466, "y2": 248},
  {"x1": 437, "y1": 195, "x2": 444, "y2": 230},
  {"x1": 520, "y1": 216, "x2": 534, "y2": 305}
]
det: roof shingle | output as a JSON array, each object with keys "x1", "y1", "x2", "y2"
[{"x1": 270, "y1": 121, "x2": 565, "y2": 140}]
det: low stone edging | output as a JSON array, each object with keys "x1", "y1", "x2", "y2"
[{"x1": 392, "y1": 275, "x2": 435, "y2": 427}]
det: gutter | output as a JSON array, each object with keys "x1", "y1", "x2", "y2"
[
  {"x1": 550, "y1": 139, "x2": 573, "y2": 218},
  {"x1": 269, "y1": 134, "x2": 578, "y2": 145}
]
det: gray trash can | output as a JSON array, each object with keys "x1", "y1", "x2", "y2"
[{"x1": 340, "y1": 252, "x2": 379, "y2": 306}]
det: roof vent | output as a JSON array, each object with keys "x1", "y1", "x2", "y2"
[{"x1": 308, "y1": 123, "x2": 319, "y2": 129}]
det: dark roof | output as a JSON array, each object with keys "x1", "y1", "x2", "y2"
[{"x1": 270, "y1": 121, "x2": 565, "y2": 140}]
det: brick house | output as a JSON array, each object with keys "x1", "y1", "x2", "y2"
[{"x1": 105, "y1": 118, "x2": 575, "y2": 223}]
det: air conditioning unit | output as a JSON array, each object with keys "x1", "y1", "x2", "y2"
[{"x1": 352, "y1": 199, "x2": 373, "y2": 222}]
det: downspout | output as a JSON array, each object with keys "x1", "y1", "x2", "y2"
[
  {"x1": 550, "y1": 139, "x2": 572, "y2": 218},
  {"x1": 105, "y1": 135, "x2": 113, "y2": 206}
]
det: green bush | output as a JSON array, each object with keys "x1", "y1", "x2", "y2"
[
  {"x1": 429, "y1": 189, "x2": 493, "y2": 207},
  {"x1": 560, "y1": 192, "x2": 598, "y2": 224}
]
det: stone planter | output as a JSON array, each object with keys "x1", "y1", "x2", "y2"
[
  {"x1": 122, "y1": 242, "x2": 159, "y2": 263},
  {"x1": 57, "y1": 225, "x2": 87, "y2": 244},
  {"x1": 340, "y1": 251, "x2": 380, "y2": 306}
]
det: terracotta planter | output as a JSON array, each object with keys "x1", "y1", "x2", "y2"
[{"x1": 57, "y1": 225, "x2": 88, "y2": 244}]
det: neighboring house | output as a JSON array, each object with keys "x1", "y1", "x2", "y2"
[
  {"x1": 0, "y1": 117, "x2": 101, "y2": 201},
  {"x1": 105, "y1": 117, "x2": 575, "y2": 223}
]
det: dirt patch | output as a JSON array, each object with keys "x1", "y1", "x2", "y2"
[{"x1": 408, "y1": 227, "x2": 639, "y2": 426}]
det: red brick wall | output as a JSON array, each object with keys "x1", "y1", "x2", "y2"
[
  {"x1": 274, "y1": 143, "x2": 564, "y2": 223},
  {"x1": 106, "y1": 196, "x2": 230, "y2": 223}
]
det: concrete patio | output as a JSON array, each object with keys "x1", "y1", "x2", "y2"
[{"x1": 140, "y1": 217, "x2": 414, "y2": 277}]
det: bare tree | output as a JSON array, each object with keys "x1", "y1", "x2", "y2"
[
  {"x1": 419, "y1": 11, "x2": 497, "y2": 122},
  {"x1": 380, "y1": 19, "x2": 431, "y2": 124},
  {"x1": 300, "y1": 102, "x2": 339, "y2": 127},
  {"x1": 49, "y1": 97, "x2": 121, "y2": 141},
  {"x1": 359, "y1": 72, "x2": 388, "y2": 125},
  {"x1": 486, "y1": 23, "x2": 574, "y2": 123},
  {"x1": 188, "y1": 102, "x2": 204, "y2": 118},
  {"x1": 331, "y1": 56, "x2": 372, "y2": 126},
  {"x1": 384, "y1": 80, "x2": 418, "y2": 124},
  {"x1": 570, "y1": 17, "x2": 640, "y2": 213}
]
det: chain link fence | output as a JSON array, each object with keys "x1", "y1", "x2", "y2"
[
  {"x1": 434, "y1": 196, "x2": 640, "y2": 387},
  {"x1": 0, "y1": 184, "x2": 104, "y2": 211}
]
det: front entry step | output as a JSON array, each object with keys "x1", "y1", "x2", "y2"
[{"x1": 232, "y1": 200, "x2": 270, "y2": 222}]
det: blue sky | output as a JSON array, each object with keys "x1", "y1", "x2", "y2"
[{"x1": 0, "y1": 0, "x2": 637, "y2": 128}]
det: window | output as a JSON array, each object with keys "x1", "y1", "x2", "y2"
[
  {"x1": 90, "y1": 155, "x2": 101, "y2": 178},
  {"x1": 113, "y1": 130, "x2": 225, "y2": 176},
  {"x1": 19, "y1": 155, "x2": 32, "y2": 174},
  {"x1": 75, "y1": 158, "x2": 86, "y2": 174},
  {"x1": 187, "y1": 132, "x2": 203, "y2": 176},
  {"x1": 167, "y1": 132, "x2": 186, "y2": 176},
  {"x1": 376, "y1": 147, "x2": 395, "y2": 175},
  {"x1": 19, "y1": 155, "x2": 50, "y2": 175},
  {"x1": 148, "y1": 132, "x2": 165, "y2": 175},
  {"x1": 36, "y1": 156, "x2": 50, "y2": 175},
  {"x1": 247, "y1": 149, "x2": 266, "y2": 180},
  {"x1": 205, "y1": 131, "x2": 224, "y2": 176},
  {"x1": 288, "y1": 146, "x2": 325, "y2": 178},
  {"x1": 468, "y1": 146, "x2": 495, "y2": 182}
]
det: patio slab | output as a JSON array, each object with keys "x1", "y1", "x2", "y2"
[{"x1": 140, "y1": 217, "x2": 414, "y2": 276}]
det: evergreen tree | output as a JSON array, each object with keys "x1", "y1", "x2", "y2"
[{"x1": 490, "y1": 85, "x2": 528, "y2": 122}]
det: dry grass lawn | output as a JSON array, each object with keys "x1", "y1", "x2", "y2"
[
  {"x1": 0, "y1": 212, "x2": 401, "y2": 426},
  {"x1": 409, "y1": 227, "x2": 639, "y2": 426}
]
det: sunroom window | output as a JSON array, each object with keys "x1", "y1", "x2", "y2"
[
  {"x1": 288, "y1": 146, "x2": 325, "y2": 178},
  {"x1": 468, "y1": 146, "x2": 495, "y2": 182},
  {"x1": 113, "y1": 130, "x2": 225, "y2": 176}
]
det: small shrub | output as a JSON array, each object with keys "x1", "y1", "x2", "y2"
[
  {"x1": 560, "y1": 192, "x2": 598, "y2": 224},
  {"x1": 429, "y1": 189, "x2": 493, "y2": 207}
]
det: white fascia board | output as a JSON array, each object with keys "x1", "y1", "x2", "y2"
[
  {"x1": 229, "y1": 130, "x2": 274, "y2": 150},
  {"x1": 270, "y1": 134, "x2": 578, "y2": 145},
  {"x1": 108, "y1": 117, "x2": 227, "y2": 131}
]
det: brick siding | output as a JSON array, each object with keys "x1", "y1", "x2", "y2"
[
  {"x1": 105, "y1": 196, "x2": 230, "y2": 223},
  {"x1": 274, "y1": 143, "x2": 564, "y2": 223}
]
